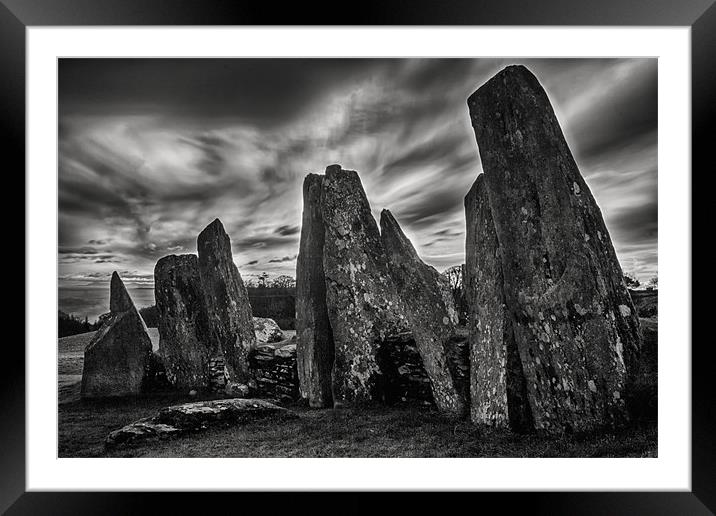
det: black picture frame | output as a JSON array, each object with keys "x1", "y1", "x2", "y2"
[{"x1": 5, "y1": 0, "x2": 711, "y2": 513}]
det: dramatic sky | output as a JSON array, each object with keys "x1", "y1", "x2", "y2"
[{"x1": 59, "y1": 58, "x2": 657, "y2": 319}]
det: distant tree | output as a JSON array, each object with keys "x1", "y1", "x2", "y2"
[
  {"x1": 443, "y1": 265, "x2": 467, "y2": 325},
  {"x1": 139, "y1": 305, "x2": 159, "y2": 328},
  {"x1": 271, "y1": 275, "x2": 296, "y2": 289},
  {"x1": 624, "y1": 273, "x2": 641, "y2": 289},
  {"x1": 443, "y1": 264, "x2": 463, "y2": 293},
  {"x1": 257, "y1": 272, "x2": 269, "y2": 289},
  {"x1": 646, "y1": 275, "x2": 658, "y2": 291},
  {"x1": 58, "y1": 310, "x2": 100, "y2": 338},
  {"x1": 244, "y1": 278, "x2": 257, "y2": 288}
]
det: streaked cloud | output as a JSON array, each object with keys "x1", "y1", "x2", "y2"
[{"x1": 59, "y1": 58, "x2": 657, "y2": 316}]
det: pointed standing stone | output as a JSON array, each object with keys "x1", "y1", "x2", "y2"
[
  {"x1": 110, "y1": 271, "x2": 134, "y2": 313},
  {"x1": 296, "y1": 173, "x2": 335, "y2": 407},
  {"x1": 380, "y1": 209, "x2": 466, "y2": 417},
  {"x1": 198, "y1": 219, "x2": 256, "y2": 384},
  {"x1": 155, "y1": 254, "x2": 214, "y2": 389},
  {"x1": 321, "y1": 165, "x2": 408, "y2": 404},
  {"x1": 81, "y1": 272, "x2": 153, "y2": 398},
  {"x1": 466, "y1": 65, "x2": 641, "y2": 433},
  {"x1": 464, "y1": 176, "x2": 532, "y2": 430}
]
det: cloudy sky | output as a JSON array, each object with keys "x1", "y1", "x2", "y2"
[{"x1": 59, "y1": 58, "x2": 657, "y2": 319}]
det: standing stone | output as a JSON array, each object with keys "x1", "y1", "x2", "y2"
[
  {"x1": 296, "y1": 173, "x2": 335, "y2": 408},
  {"x1": 155, "y1": 254, "x2": 213, "y2": 389},
  {"x1": 467, "y1": 65, "x2": 641, "y2": 433},
  {"x1": 321, "y1": 165, "x2": 408, "y2": 404},
  {"x1": 81, "y1": 272, "x2": 153, "y2": 398},
  {"x1": 198, "y1": 218, "x2": 256, "y2": 384},
  {"x1": 464, "y1": 176, "x2": 532, "y2": 430},
  {"x1": 380, "y1": 209, "x2": 466, "y2": 417}
]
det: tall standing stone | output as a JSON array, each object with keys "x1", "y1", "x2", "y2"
[
  {"x1": 296, "y1": 173, "x2": 335, "y2": 407},
  {"x1": 380, "y1": 209, "x2": 466, "y2": 417},
  {"x1": 198, "y1": 218, "x2": 256, "y2": 384},
  {"x1": 464, "y1": 176, "x2": 532, "y2": 430},
  {"x1": 81, "y1": 272, "x2": 153, "y2": 398},
  {"x1": 155, "y1": 254, "x2": 213, "y2": 389},
  {"x1": 321, "y1": 165, "x2": 408, "y2": 404},
  {"x1": 467, "y1": 65, "x2": 641, "y2": 432}
]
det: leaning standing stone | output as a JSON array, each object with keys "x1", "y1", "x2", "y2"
[
  {"x1": 155, "y1": 254, "x2": 214, "y2": 389},
  {"x1": 198, "y1": 218, "x2": 257, "y2": 384},
  {"x1": 467, "y1": 65, "x2": 641, "y2": 433},
  {"x1": 81, "y1": 272, "x2": 153, "y2": 398},
  {"x1": 380, "y1": 209, "x2": 466, "y2": 417}
]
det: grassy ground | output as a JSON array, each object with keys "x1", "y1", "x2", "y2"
[
  {"x1": 629, "y1": 289, "x2": 658, "y2": 318},
  {"x1": 59, "y1": 395, "x2": 656, "y2": 458}
]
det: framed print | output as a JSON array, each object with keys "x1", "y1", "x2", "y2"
[{"x1": 5, "y1": 0, "x2": 712, "y2": 513}]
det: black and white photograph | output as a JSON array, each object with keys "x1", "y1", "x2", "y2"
[{"x1": 57, "y1": 57, "x2": 658, "y2": 458}]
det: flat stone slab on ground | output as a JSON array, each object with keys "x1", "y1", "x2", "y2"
[
  {"x1": 105, "y1": 398, "x2": 296, "y2": 449},
  {"x1": 105, "y1": 419, "x2": 183, "y2": 448}
]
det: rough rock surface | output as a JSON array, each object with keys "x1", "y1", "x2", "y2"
[
  {"x1": 464, "y1": 176, "x2": 532, "y2": 430},
  {"x1": 296, "y1": 173, "x2": 335, "y2": 408},
  {"x1": 253, "y1": 317, "x2": 285, "y2": 343},
  {"x1": 380, "y1": 209, "x2": 466, "y2": 416},
  {"x1": 155, "y1": 254, "x2": 214, "y2": 389},
  {"x1": 467, "y1": 65, "x2": 641, "y2": 433},
  {"x1": 105, "y1": 398, "x2": 295, "y2": 449},
  {"x1": 198, "y1": 219, "x2": 257, "y2": 384},
  {"x1": 81, "y1": 272, "x2": 153, "y2": 398},
  {"x1": 321, "y1": 165, "x2": 408, "y2": 404}
]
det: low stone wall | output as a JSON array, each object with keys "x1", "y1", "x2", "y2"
[
  {"x1": 377, "y1": 331, "x2": 469, "y2": 406},
  {"x1": 208, "y1": 355, "x2": 227, "y2": 392},
  {"x1": 376, "y1": 332, "x2": 433, "y2": 403},
  {"x1": 248, "y1": 341, "x2": 300, "y2": 402},
  {"x1": 445, "y1": 331, "x2": 470, "y2": 404},
  {"x1": 190, "y1": 331, "x2": 470, "y2": 407}
]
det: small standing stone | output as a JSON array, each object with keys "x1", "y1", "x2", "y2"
[{"x1": 81, "y1": 272, "x2": 153, "y2": 398}]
